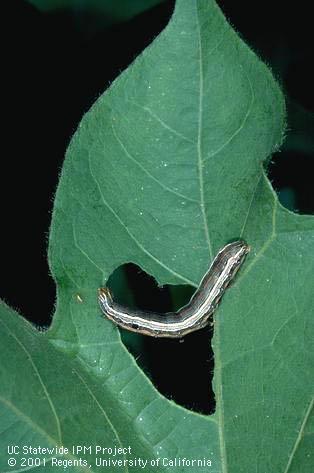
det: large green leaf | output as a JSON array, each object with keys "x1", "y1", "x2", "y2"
[
  {"x1": 1, "y1": 302, "x2": 214, "y2": 471},
  {"x1": 1, "y1": 1, "x2": 313, "y2": 472}
]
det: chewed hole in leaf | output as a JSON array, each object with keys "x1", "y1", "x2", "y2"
[
  {"x1": 106, "y1": 263, "x2": 215, "y2": 415},
  {"x1": 268, "y1": 151, "x2": 314, "y2": 214}
]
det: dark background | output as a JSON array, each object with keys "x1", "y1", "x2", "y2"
[{"x1": 1, "y1": 0, "x2": 313, "y2": 414}]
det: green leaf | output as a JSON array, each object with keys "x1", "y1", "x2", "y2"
[
  {"x1": 1, "y1": 1, "x2": 314, "y2": 472},
  {"x1": 1, "y1": 302, "x2": 214, "y2": 471}
]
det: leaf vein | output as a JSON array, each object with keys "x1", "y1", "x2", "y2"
[
  {"x1": 72, "y1": 223, "x2": 104, "y2": 275},
  {"x1": 240, "y1": 174, "x2": 262, "y2": 237},
  {"x1": 203, "y1": 68, "x2": 255, "y2": 162},
  {"x1": 72, "y1": 369, "x2": 130, "y2": 473},
  {"x1": 196, "y1": 5, "x2": 213, "y2": 260},
  {"x1": 283, "y1": 397, "x2": 314, "y2": 473},
  {"x1": 111, "y1": 120, "x2": 199, "y2": 203},
  {"x1": 87, "y1": 152, "x2": 195, "y2": 285},
  {"x1": 125, "y1": 99, "x2": 195, "y2": 144},
  {"x1": 240, "y1": 197, "x2": 278, "y2": 280},
  {"x1": 0, "y1": 318, "x2": 63, "y2": 445}
]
